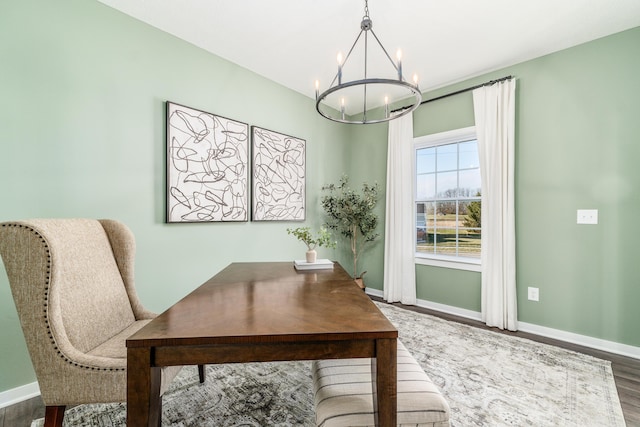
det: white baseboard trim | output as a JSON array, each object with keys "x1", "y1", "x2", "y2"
[
  {"x1": 0, "y1": 381, "x2": 40, "y2": 409},
  {"x1": 517, "y1": 321, "x2": 640, "y2": 360},
  {"x1": 365, "y1": 288, "x2": 640, "y2": 360},
  {"x1": 414, "y1": 298, "x2": 483, "y2": 322},
  {"x1": 364, "y1": 288, "x2": 383, "y2": 298}
]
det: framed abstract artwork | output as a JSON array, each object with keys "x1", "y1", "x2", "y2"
[
  {"x1": 251, "y1": 126, "x2": 306, "y2": 221},
  {"x1": 166, "y1": 101, "x2": 249, "y2": 223}
]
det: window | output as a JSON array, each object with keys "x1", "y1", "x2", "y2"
[{"x1": 414, "y1": 127, "x2": 481, "y2": 271}]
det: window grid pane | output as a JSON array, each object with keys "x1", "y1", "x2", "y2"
[{"x1": 415, "y1": 138, "x2": 481, "y2": 260}]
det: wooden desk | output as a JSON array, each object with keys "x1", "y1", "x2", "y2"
[{"x1": 126, "y1": 262, "x2": 398, "y2": 426}]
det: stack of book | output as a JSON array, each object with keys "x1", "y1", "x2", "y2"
[{"x1": 293, "y1": 259, "x2": 334, "y2": 271}]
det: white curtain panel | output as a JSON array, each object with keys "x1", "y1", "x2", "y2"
[
  {"x1": 473, "y1": 79, "x2": 518, "y2": 331},
  {"x1": 384, "y1": 113, "x2": 417, "y2": 305}
]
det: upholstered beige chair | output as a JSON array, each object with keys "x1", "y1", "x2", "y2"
[{"x1": 0, "y1": 219, "x2": 204, "y2": 427}]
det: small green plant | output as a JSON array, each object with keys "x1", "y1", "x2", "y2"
[
  {"x1": 287, "y1": 227, "x2": 336, "y2": 251},
  {"x1": 321, "y1": 175, "x2": 380, "y2": 279}
]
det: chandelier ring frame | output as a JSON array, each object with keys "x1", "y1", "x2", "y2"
[{"x1": 315, "y1": 78, "x2": 422, "y2": 125}]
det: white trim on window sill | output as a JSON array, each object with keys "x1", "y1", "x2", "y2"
[{"x1": 415, "y1": 254, "x2": 481, "y2": 272}]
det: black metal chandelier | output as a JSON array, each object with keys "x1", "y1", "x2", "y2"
[{"x1": 315, "y1": 0, "x2": 422, "y2": 124}]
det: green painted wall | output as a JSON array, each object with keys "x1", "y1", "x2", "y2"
[
  {"x1": 512, "y1": 27, "x2": 640, "y2": 345},
  {"x1": 340, "y1": 123, "x2": 389, "y2": 286},
  {"x1": 0, "y1": 0, "x2": 351, "y2": 392},
  {"x1": 375, "y1": 26, "x2": 640, "y2": 347}
]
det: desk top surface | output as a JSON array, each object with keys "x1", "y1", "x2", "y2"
[{"x1": 127, "y1": 262, "x2": 397, "y2": 347}]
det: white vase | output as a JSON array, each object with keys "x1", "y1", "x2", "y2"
[{"x1": 306, "y1": 249, "x2": 317, "y2": 263}]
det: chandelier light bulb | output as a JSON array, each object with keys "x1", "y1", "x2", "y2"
[{"x1": 413, "y1": 73, "x2": 419, "y2": 88}]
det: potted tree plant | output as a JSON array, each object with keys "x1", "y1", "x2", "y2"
[
  {"x1": 287, "y1": 226, "x2": 336, "y2": 263},
  {"x1": 321, "y1": 175, "x2": 380, "y2": 288}
]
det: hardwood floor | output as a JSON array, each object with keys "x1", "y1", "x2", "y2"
[
  {"x1": 2, "y1": 300, "x2": 639, "y2": 426},
  {"x1": 0, "y1": 395, "x2": 44, "y2": 427}
]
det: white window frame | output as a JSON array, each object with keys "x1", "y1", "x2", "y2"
[{"x1": 413, "y1": 126, "x2": 481, "y2": 272}]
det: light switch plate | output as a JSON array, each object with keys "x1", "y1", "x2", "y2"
[{"x1": 577, "y1": 209, "x2": 598, "y2": 224}]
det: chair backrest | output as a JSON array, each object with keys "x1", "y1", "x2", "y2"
[{"x1": 0, "y1": 219, "x2": 137, "y2": 365}]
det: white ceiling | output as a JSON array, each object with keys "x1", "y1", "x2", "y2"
[{"x1": 98, "y1": 0, "x2": 640, "y2": 113}]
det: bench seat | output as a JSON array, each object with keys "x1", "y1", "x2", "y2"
[{"x1": 312, "y1": 340, "x2": 450, "y2": 427}]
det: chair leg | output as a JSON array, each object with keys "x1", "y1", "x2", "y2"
[
  {"x1": 198, "y1": 364, "x2": 206, "y2": 383},
  {"x1": 44, "y1": 405, "x2": 65, "y2": 427}
]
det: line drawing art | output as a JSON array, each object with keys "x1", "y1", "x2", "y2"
[
  {"x1": 251, "y1": 126, "x2": 306, "y2": 221},
  {"x1": 166, "y1": 102, "x2": 249, "y2": 223}
]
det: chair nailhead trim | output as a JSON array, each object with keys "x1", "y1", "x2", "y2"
[{"x1": 2, "y1": 223, "x2": 126, "y2": 372}]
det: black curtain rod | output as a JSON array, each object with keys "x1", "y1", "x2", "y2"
[{"x1": 391, "y1": 75, "x2": 513, "y2": 113}]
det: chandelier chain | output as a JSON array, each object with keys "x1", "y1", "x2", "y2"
[{"x1": 364, "y1": 0, "x2": 369, "y2": 19}]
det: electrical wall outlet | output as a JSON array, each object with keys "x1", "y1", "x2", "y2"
[
  {"x1": 577, "y1": 209, "x2": 598, "y2": 224},
  {"x1": 527, "y1": 287, "x2": 539, "y2": 302}
]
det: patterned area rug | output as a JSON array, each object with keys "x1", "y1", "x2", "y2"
[
  {"x1": 377, "y1": 303, "x2": 625, "y2": 427},
  {"x1": 31, "y1": 302, "x2": 625, "y2": 426}
]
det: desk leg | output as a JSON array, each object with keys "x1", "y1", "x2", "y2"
[
  {"x1": 372, "y1": 338, "x2": 397, "y2": 427},
  {"x1": 127, "y1": 347, "x2": 162, "y2": 427}
]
